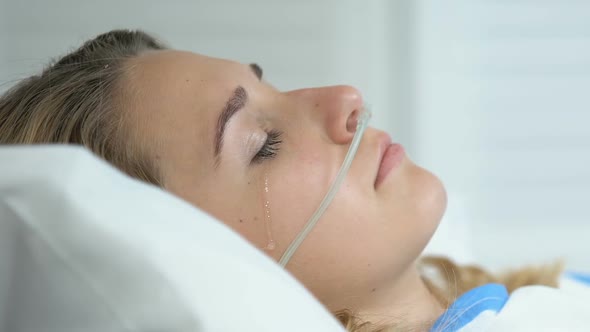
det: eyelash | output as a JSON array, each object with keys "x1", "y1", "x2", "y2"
[{"x1": 252, "y1": 129, "x2": 283, "y2": 164}]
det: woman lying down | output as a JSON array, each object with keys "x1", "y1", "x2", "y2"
[{"x1": 1, "y1": 29, "x2": 589, "y2": 331}]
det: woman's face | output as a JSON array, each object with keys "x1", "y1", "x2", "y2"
[{"x1": 126, "y1": 50, "x2": 447, "y2": 311}]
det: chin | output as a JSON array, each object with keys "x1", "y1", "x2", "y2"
[
  {"x1": 416, "y1": 165, "x2": 448, "y2": 240},
  {"x1": 396, "y1": 158, "x2": 447, "y2": 232}
]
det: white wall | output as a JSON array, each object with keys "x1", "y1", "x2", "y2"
[
  {"x1": 0, "y1": 0, "x2": 8, "y2": 90},
  {"x1": 414, "y1": 0, "x2": 590, "y2": 271}
]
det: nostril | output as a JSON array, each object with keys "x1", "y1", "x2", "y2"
[{"x1": 346, "y1": 109, "x2": 359, "y2": 133}]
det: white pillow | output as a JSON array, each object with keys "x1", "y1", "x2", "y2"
[{"x1": 0, "y1": 145, "x2": 345, "y2": 332}]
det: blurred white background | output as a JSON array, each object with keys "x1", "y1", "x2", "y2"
[{"x1": 1, "y1": 0, "x2": 589, "y2": 271}]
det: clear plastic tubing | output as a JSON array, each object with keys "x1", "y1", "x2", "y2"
[{"x1": 278, "y1": 107, "x2": 372, "y2": 267}]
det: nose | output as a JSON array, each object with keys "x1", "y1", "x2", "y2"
[{"x1": 295, "y1": 85, "x2": 364, "y2": 144}]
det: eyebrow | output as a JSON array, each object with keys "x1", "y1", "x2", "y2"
[
  {"x1": 214, "y1": 85, "x2": 247, "y2": 161},
  {"x1": 213, "y1": 64, "x2": 264, "y2": 165},
  {"x1": 250, "y1": 63, "x2": 263, "y2": 80}
]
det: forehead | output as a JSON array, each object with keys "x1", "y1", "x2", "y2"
[
  {"x1": 124, "y1": 50, "x2": 249, "y2": 170},
  {"x1": 130, "y1": 49, "x2": 247, "y2": 102},
  {"x1": 135, "y1": 50, "x2": 240, "y2": 79}
]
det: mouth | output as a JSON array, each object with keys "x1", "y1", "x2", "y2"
[{"x1": 374, "y1": 132, "x2": 405, "y2": 189}]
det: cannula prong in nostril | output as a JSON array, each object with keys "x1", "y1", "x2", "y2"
[{"x1": 346, "y1": 109, "x2": 359, "y2": 133}]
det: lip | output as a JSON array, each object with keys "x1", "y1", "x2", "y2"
[{"x1": 374, "y1": 133, "x2": 405, "y2": 188}]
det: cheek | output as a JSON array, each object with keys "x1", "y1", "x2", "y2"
[
  {"x1": 263, "y1": 155, "x2": 334, "y2": 258},
  {"x1": 187, "y1": 173, "x2": 273, "y2": 251}
]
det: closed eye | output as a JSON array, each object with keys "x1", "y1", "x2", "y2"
[{"x1": 251, "y1": 130, "x2": 282, "y2": 164}]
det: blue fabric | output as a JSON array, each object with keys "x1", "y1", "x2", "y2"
[
  {"x1": 566, "y1": 271, "x2": 590, "y2": 286},
  {"x1": 430, "y1": 283, "x2": 509, "y2": 332}
]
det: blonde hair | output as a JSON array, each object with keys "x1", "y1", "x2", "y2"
[
  {"x1": 0, "y1": 29, "x2": 165, "y2": 185},
  {"x1": 0, "y1": 29, "x2": 565, "y2": 332},
  {"x1": 335, "y1": 256, "x2": 564, "y2": 331}
]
